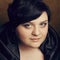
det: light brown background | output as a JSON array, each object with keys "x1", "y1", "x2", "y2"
[{"x1": 0, "y1": 0, "x2": 60, "y2": 36}]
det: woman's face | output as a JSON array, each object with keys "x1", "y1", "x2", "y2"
[{"x1": 16, "y1": 12, "x2": 48, "y2": 48}]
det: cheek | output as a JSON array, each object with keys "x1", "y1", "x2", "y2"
[
  {"x1": 16, "y1": 28, "x2": 31, "y2": 41},
  {"x1": 41, "y1": 27, "x2": 48, "y2": 37}
]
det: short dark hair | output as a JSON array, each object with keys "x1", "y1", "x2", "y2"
[{"x1": 8, "y1": 0, "x2": 51, "y2": 26}]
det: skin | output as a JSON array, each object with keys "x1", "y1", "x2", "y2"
[
  {"x1": 16, "y1": 11, "x2": 48, "y2": 60},
  {"x1": 16, "y1": 11, "x2": 48, "y2": 49}
]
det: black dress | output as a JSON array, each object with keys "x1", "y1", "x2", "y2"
[{"x1": 0, "y1": 22, "x2": 60, "y2": 60}]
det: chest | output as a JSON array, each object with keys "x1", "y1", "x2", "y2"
[{"x1": 20, "y1": 52, "x2": 44, "y2": 60}]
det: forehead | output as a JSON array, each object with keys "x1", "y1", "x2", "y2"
[{"x1": 29, "y1": 11, "x2": 48, "y2": 23}]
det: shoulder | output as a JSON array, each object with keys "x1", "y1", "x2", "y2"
[
  {"x1": 0, "y1": 22, "x2": 20, "y2": 60},
  {"x1": 47, "y1": 25, "x2": 60, "y2": 60},
  {"x1": 0, "y1": 22, "x2": 10, "y2": 35},
  {"x1": 0, "y1": 22, "x2": 10, "y2": 43},
  {"x1": 0, "y1": 22, "x2": 17, "y2": 45},
  {"x1": 0, "y1": 23, "x2": 10, "y2": 60},
  {"x1": 0, "y1": 22, "x2": 16, "y2": 41},
  {"x1": 40, "y1": 25, "x2": 60, "y2": 60},
  {"x1": 48, "y1": 25, "x2": 60, "y2": 51}
]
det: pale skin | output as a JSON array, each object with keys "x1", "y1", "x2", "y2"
[{"x1": 16, "y1": 11, "x2": 48, "y2": 60}]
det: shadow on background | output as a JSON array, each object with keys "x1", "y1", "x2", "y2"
[{"x1": 0, "y1": 0, "x2": 60, "y2": 36}]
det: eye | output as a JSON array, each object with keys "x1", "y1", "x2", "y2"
[
  {"x1": 22, "y1": 23, "x2": 32, "y2": 29},
  {"x1": 40, "y1": 22, "x2": 48, "y2": 28}
]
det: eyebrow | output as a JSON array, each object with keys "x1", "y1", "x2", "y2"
[
  {"x1": 40, "y1": 20, "x2": 48, "y2": 23},
  {"x1": 22, "y1": 20, "x2": 48, "y2": 25},
  {"x1": 29, "y1": 20, "x2": 48, "y2": 23}
]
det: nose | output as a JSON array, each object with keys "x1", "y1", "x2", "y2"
[{"x1": 32, "y1": 26, "x2": 40, "y2": 36}]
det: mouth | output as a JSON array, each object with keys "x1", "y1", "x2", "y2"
[{"x1": 30, "y1": 38, "x2": 40, "y2": 42}]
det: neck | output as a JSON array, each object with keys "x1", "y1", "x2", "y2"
[
  {"x1": 19, "y1": 44, "x2": 44, "y2": 60},
  {"x1": 19, "y1": 44, "x2": 39, "y2": 51},
  {"x1": 19, "y1": 45, "x2": 44, "y2": 60},
  {"x1": 18, "y1": 44, "x2": 43, "y2": 54}
]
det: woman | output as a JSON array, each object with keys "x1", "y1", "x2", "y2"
[{"x1": 0, "y1": 0, "x2": 60, "y2": 60}]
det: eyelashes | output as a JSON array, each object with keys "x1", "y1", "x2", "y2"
[
  {"x1": 22, "y1": 23, "x2": 32, "y2": 28},
  {"x1": 40, "y1": 22, "x2": 48, "y2": 28},
  {"x1": 22, "y1": 22, "x2": 48, "y2": 29}
]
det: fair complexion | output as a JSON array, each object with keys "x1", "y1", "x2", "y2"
[{"x1": 16, "y1": 11, "x2": 48, "y2": 60}]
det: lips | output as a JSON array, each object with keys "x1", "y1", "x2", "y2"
[{"x1": 30, "y1": 38, "x2": 40, "y2": 42}]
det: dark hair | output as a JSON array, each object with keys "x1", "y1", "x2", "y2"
[{"x1": 8, "y1": 0, "x2": 51, "y2": 27}]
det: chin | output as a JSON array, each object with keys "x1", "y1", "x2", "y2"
[{"x1": 30, "y1": 44, "x2": 41, "y2": 48}]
